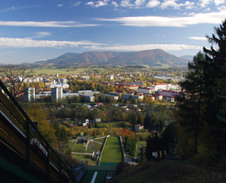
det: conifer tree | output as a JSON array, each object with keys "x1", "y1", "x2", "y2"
[
  {"x1": 175, "y1": 19, "x2": 226, "y2": 161},
  {"x1": 175, "y1": 52, "x2": 206, "y2": 157},
  {"x1": 201, "y1": 19, "x2": 226, "y2": 159}
]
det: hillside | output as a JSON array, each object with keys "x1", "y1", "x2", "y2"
[
  {"x1": 113, "y1": 160, "x2": 226, "y2": 183},
  {"x1": 34, "y1": 49, "x2": 189, "y2": 68}
]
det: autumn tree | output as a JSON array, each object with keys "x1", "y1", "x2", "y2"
[
  {"x1": 25, "y1": 103, "x2": 56, "y2": 146},
  {"x1": 1, "y1": 66, "x2": 32, "y2": 97}
]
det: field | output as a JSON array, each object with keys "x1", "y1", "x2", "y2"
[
  {"x1": 100, "y1": 136, "x2": 123, "y2": 163},
  {"x1": 96, "y1": 122, "x2": 132, "y2": 128},
  {"x1": 30, "y1": 67, "x2": 108, "y2": 75},
  {"x1": 70, "y1": 136, "x2": 105, "y2": 153},
  {"x1": 70, "y1": 136, "x2": 106, "y2": 165}
]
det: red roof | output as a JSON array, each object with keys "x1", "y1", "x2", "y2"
[{"x1": 156, "y1": 83, "x2": 167, "y2": 85}]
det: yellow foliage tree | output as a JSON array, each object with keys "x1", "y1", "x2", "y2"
[{"x1": 26, "y1": 103, "x2": 56, "y2": 146}]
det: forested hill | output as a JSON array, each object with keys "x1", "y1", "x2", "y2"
[{"x1": 34, "y1": 49, "x2": 189, "y2": 68}]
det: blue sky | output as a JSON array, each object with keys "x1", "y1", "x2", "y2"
[{"x1": 0, "y1": 0, "x2": 225, "y2": 64}]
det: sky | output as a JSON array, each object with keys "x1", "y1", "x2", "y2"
[{"x1": 0, "y1": 0, "x2": 225, "y2": 64}]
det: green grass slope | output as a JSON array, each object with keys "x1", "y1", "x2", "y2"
[{"x1": 100, "y1": 136, "x2": 123, "y2": 163}]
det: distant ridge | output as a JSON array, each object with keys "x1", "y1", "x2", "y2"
[
  {"x1": 180, "y1": 55, "x2": 194, "y2": 61},
  {"x1": 34, "y1": 49, "x2": 189, "y2": 68}
]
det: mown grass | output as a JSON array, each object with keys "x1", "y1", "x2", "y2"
[
  {"x1": 101, "y1": 136, "x2": 123, "y2": 163},
  {"x1": 86, "y1": 142, "x2": 103, "y2": 153},
  {"x1": 93, "y1": 138, "x2": 105, "y2": 144}
]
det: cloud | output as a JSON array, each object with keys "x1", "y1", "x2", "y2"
[
  {"x1": 0, "y1": 20, "x2": 97, "y2": 27},
  {"x1": 217, "y1": 5, "x2": 226, "y2": 10},
  {"x1": 57, "y1": 4, "x2": 64, "y2": 7},
  {"x1": 214, "y1": 0, "x2": 225, "y2": 5},
  {"x1": 135, "y1": 0, "x2": 146, "y2": 6},
  {"x1": 86, "y1": 0, "x2": 109, "y2": 7},
  {"x1": 184, "y1": 1, "x2": 196, "y2": 9},
  {"x1": 72, "y1": 1, "x2": 82, "y2": 7},
  {"x1": 161, "y1": 0, "x2": 180, "y2": 9},
  {"x1": 189, "y1": 36, "x2": 207, "y2": 41},
  {"x1": 146, "y1": 0, "x2": 160, "y2": 8},
  {"x1": 0, "y1": 36, "x2": 202, "y2": 53},
  {"x1": 121, "y1": 0, "x2": 133, "y2": 7},
  {"x1": 84, "y1": 43, "x2": 202, "y2": 52},
  {"x1": 31, "y1": 32, "x2": 52, "y2": 39},
  {"x1": 160, "y1": 0, "x2": 195, "y2": 9},
  {"x1": 198, "y1": 0, "x2": 211, "y2": 8},
  {"x1": 0, "y1": 5, "x2": 38, "y2": 13},
  {"x1": 112, "y1": 1, "x2": 119, "y2": 7},
  {"x1": 0, "y1": 37, "x2": 102, "y2": 48},
  {"x1": 97, "y1": 10, "x2": 226, "y2": 27}
]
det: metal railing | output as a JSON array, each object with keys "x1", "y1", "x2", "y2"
[{"x1": 0, "y1": 80, "x2": 74, "y2": 183}]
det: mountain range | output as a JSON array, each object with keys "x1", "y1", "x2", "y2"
[{"x1": 34, "y1": 49, "x2": 190, "y2": 68}]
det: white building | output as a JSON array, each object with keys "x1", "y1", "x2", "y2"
[
  {"x1": 157, "y1": 90, "x2": 180, "y2": 98},
  {"x1": 155, "y1": 94, "x2": 163, "y2": 100},
  {"x1": 151, "y1": 83, "x2": 168, "y2": 91},
  {"x1": 151, "y1": 83, "x2": 180, "y2": 91},
  {"x1": 78, "y1": 90, "x2": 100, "y2": 96},
  {"x1": 24, "y1": 87, "x2": 36, "y2": 102},
  {"x1": 124, "y1": 93, "x2": 144, "y2": 101},
  {"x1": 49, "y1": 80, "x2": 69, "y2": 89},
  {"x1": 166, "y1": 96, "x2": 175, "y2": 103},
  {"x1": 135, "y1": 124, "x2": 144, "y2": 131},
  {"x1": 51, "y1": 87, "x2": 63, "y2": 102}
]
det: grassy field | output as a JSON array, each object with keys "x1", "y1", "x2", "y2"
[
  {"x1": 71, "y1": 136, "x2": 105, "y2": 153},
  {"x1": 97, "y1": 122, "x2": 132, "y2": 128},
  {"x1": 67, "y1": 139, "x2": 76, "y2": 152},
  {"x1": 71, "y1": 154, "x2": 96, "y2": 165},
  {"x1": 100, "y1": 136, "x2": 123, "y2": 163},
  {"x1": 30, "y1": 67, "x2": 108, "y2": 75},
  {"x1": 86, "y1": 142, "x2": 103, "y2": 153}
]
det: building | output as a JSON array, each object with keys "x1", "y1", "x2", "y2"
[
  {"x1": 151, "y1": 83, "x2": 168, "y2": 91},
  {"x1": 94, "y1": 118, "x2": 101, "y2": 123},
  {"x1": 151, "y1": 83, "x2": 180, "y2": 91},
  {"x1": 24, "y1": 87, "x2": 36, "y2": 102},
  {"x1": 127, "y1": 85, "x2": 139, "y2": 90},
  {"x1": 51, "y1": 87, "x2": 63, "y2": 102},
  {"x1": 49, "y1": 80, "x2": 69, "y2": 89},
  {"x1": 155, "y1": 94, "x2": 163, "y2": 100},
  {"x1": 101, "y1": 94, "x2": 119, "y2": 101},
  {"x1": 166, "y1": 96, "x2": 175, "y2": 103},
  {"x1": 124, "y1": 93, "x2": 144, "y2": 101},
  {"x1": 60, "y1": 78, "x2": 68, "y2": 84},
  {"x1": 157, "y1": 90, "x2": 180, "y2": 98},
  {"x1": 138, "y1": 87, "x2": 153, "y2": 94},
  {"x1": 78, "y1": 90, "x2": 100, "y2": 96},
  {"x1": 135, "y1": 124, "x2": 144, "y2": 131},
  {"x1": 81, "y1": 76, "x2": 90, "y2": 80},
  {"x1": 80, "y1": 94, "x2": 95, "y2": 103},
  {"x1": 108, "y1": 92, "x2": 121, "y2": 96}
]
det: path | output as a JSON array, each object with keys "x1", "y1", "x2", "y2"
[{"x1": 71, "y1": 152, "x2": 92, "y2": 155}]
